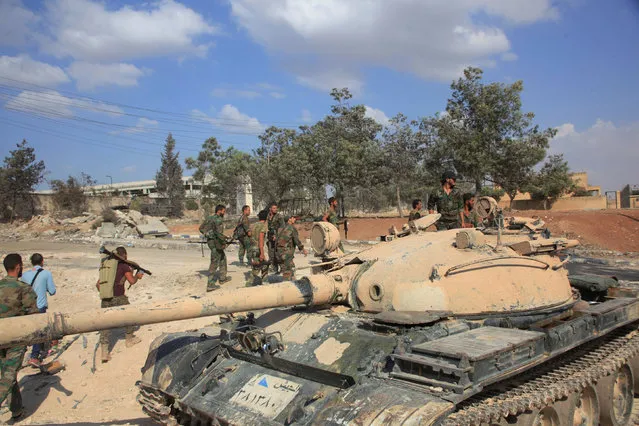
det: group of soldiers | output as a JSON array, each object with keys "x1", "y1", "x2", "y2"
[
  {"x1": 199, "y1": 199, "x2": 346, "y2": 291},
  {"x1": 408, "y1": 170, "x2": 481, "y2": 230}
]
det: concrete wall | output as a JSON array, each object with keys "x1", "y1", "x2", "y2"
[
  {"x1": 34, "y1": 194, "x2": 131, "y2": 215},
  {"x1": 505, "y1": 196, "x2": 607, "y2": 211}
]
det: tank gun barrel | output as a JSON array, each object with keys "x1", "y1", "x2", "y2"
[{"x1": 0, "y1": 275, "x2": 348, "y2": 350}]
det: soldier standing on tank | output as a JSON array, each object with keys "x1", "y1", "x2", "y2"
[
  {"x1": 462, "y1": 193, "x2": 481, "y2": 228},
  {"x1": 97, "y1": 246, "x2": 143, "y2": 363},
  {"x1": 428, "y1": 171, "x2": 465, "y2": 230},
  {"x1": 200, "y1": 204, "x2": 231, "y2": 291},
  {"x1": 276, "y1": 216, "x2": 308, "y2": 280},
  {"x1": 248, "y1": 209, "x2": 270, "y2": 286},
  {"x1": 0, "y1": 253, "x2": 38, "y2": 421},
  {"x1": 322, "y1": 197, "x2": 345, "y2": 252},
  {"x1": 408, "y1": 199, "x2": 423, "y2": 222},
  {"x1": 235, "y1": 205, "x2": 251, "y2": 266},
  {"x1": 266, "y1": 202, "x2": 285, "y2": 274}
]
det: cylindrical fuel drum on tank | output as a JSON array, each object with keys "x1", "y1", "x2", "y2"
[{"x1": 311, "y1": 222, "x2": 341, "y2": 255}]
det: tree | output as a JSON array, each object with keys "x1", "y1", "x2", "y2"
[
  {"x1": 428, "y1": 67, "x2": 555, "y2": 193},
  {"x1": 0, "y1": 140, "x2": 46, "y2": 221},
  {"x1": 50, "y1": 173, "x2": 97, "y2": 217},
  {"x1": 379, "y1": 114, "x2": 427, "y2": 216},
  {"x1": 300, "y1": 88, "x2": 383, "y2": 215},
  {"x1": 525, "y1": 154, "x2": 575, "y2": 210},
  {"x1": 156, "y1": 133, "x2": 185, "y2": 217},
  {"x1": 186, "y1": 137, "x2": 222, "y2": 204},
  {"x1": 251, "y1": 126, "x2": 310, "y2": 204}
]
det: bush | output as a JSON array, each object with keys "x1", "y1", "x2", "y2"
[
  {"x1": 185, "y1": 199, "x2": 199, "y2": 211},
  {"x1": 129, "y1": 197, "x2": 142, "y2": 212},
  {"x1": 51, "y1": 173, "x2": 95, "y2": 217},
  {"x1": 91, "y1": 218, "x2": 103, "y2": 229},
  {"x1": 101, "y1": 207, "x2": 118, "y2": 223}
]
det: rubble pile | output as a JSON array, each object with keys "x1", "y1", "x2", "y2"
[{"x1": 97, "y1": 210, "x2": 170, "y2": 238}]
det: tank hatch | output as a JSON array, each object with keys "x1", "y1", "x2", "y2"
[{"x1": 391, "y1": 327, "x2": 545, "y2": 394}]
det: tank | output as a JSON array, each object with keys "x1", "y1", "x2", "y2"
[{"x1": 1, "y1": 203, "x2": 638, "y2": 426}]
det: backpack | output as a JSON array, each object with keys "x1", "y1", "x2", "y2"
[
  {"x1": 97, "y1": 255, "x2": 118, "y2": 299},
  {"x1": 233, "y1": 222, "x2": 247, "y2": 240}
]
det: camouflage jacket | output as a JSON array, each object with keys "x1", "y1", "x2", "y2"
[
  {"x1": 200, "y1": 214, "x2": 227, "y2": 250},
  {"x1": 276, "y1": 224, "x2": 303, "y2": 256},
  {"x1": 325, "y1": 208, "x2": 339, "y2": 226},
  {"x1": 233, "y1": 214, "x2": 250, "y2": 239},
  {"x1": 463, "y1": 209, "x2": 482, "y2": 228},
  {"x1": 267, "y1": 212, "x2": 285, "y2": 239},
  {"x1": 408, "y1": 209, "x2": 422, "y2": 222},
  {"x1": 249, "y1": 221, "x2": 268, "y2": 257},
  {"x1": 427, "y1": 187, "x2": 463, "y2": 223},
  {"x1": 0, "y1": 276, "x2": 39, "y2": 319}
]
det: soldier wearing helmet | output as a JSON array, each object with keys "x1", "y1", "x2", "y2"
[{"x1": 427, "y1": 171, "x2": 465, "y2": 230}]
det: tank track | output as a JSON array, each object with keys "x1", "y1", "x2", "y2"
[
  {"x1": 137, "y1": 386, "x2": 177, "y2": 425},
  {"x1": 443, "y1": 326, "x2": 639, "y2": 425}
]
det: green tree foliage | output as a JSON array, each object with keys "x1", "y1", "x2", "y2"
[
  {"x1": 0, "y1": 139, "x2": 46, "y2": 221},
  {"x1": 50, "y1": 173, "x2": 97, "y2": 217},
  {"x1": 300, "y1": 88, "x2": 383, "y2": 215},
  {"x1": 186, "y1": 136, "x2": 222, "y2": 200},
  {"x1": 251, "y1": 126, "x2": 310, "y2": 204},
  {"x1": 155, "y1": 133, "x2": 185, "y2": 217},
  {"x1": 525, "y1": 154, "x2": 575, "y2": 209},
  {"x1": 427, "y1": 68, "x2": 555, "y2": 197}
]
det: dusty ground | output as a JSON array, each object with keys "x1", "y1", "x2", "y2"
[
  {"x1": 0, "y1": 241, "x2": 322, "y2": 425},
  {"x1": 169, "y1": 209, "x2": 639, "y2": 253}
]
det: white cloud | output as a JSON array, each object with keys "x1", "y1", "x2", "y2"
[
  {"x1": 113, "y1": 117, "x2": 159, "y2": 135},
  {"x1": 550, "y1": 119, "x2": 639, "y2": 191},
  {"x1": 40, "y1": 0, "x2": 217, "y2": 62},
  {"x1": 4, "y1": 89, "x2": 124, "y2": 118},
  {"x1": 365, "y1": 106, "x2": 390, "y2": 126},
  {"x1": 269, "y1": 91, "x2": 286, "y2": 99},
  {"x1": 212, "y1": 88, "x2": 262, "y2": 99},
  {"x1": 0, "y1": 0, "x2": 38, "y2": 47},
  {"x1": 0, "y1": 55, "x2": 69, "y2": 87},
  {"x1": 501, "y1": 52, "x2": 518, "y2": 61},
  {"x1": 230, "y1": 0, "x2": 558, "y2": 90},
  {"x1": 192, "y1": 105, "x2": 265, "y2": 135},
  {"x1": 67, "y1": 62, "x2": 148, "y2": 90},
  {"x1": 122, "y1": 165, "x2": 136, "y2": 173},
  {"x1": 301, "y1": 109, "x2": 312, "y2": 123}
]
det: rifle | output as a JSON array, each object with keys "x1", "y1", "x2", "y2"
[
  {"x1": 343, "y1": 219, "x2": 349, "y2": 240},
  {"x1": 189, "y1": 238, "x2": 239, "y2": 257},
  {"x1": 99, "y1": 246, "x2": 152, "y2": 288}
]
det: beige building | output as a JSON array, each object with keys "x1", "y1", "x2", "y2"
[{"x1": 570, "y1": 172, "x2": 601, "y2": 196}]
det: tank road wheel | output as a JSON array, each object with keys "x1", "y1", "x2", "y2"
[
  {"x1": 506, "y1": 406, "x2": 561, "y2": 426},
  {"x1": 597, "y1": 363, "x2": 634, "y2": 426},
  {"x1": 571, "y1": 385, "x2": 600, "y2": 426}
]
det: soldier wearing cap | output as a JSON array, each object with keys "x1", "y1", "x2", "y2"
[
  {"x1": 427, "y1": 171, "x2": 465, "y2": 230},
  {"x1": 275, "y1": 215, "x2": 307, "y2": 280}
]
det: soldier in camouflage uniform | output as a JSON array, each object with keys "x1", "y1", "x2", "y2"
[
  {"x1": 276, "y1": 216, "x2": 308, "y2": 280},
  {"x1": 200, "y1": 204, "x2": 231, "y2": 291},
  {"x1": 322, "y1": 197, "x2": 344, "y2": 252},
  {"x1": 248, "y1": 210, "x2": 270, "y2": 286},
  {"x1": 408, "y1": 199, "x2": 423, "y2": 222},
  {"x1": 427, "y1": 171, "x2": 465, "y2": 231},
  {"x1": 266, "y1": 202, "x2": 285, "y2": 274},
  {"x1": 462, "y1": 193, "x2": 481, "y2": 228},
  {"x1": 234, "y1": 205, "x2": 251, "y2": 266},
  {"x1": 0, "y1": 253, "x2": 39, "y2": 420}
]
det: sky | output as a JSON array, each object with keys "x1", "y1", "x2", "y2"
[{"x1": 0, "y1": 0, "x2": 638, "y2": 192}]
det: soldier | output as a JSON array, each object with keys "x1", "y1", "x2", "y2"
[
  {"x1": 200, "y1": 204, "x2": 231, "y2": 291},
  {"x1": 97, "y1": 247, "x2": 143, "y2": 363},
  {"x1": 266, "y1": 202, "x2": 285, "y2": 274},
  {"x1": 322, "y1": 197, "x2": 345, "y2": 251},
  {"x1": 234, "y1": 205, "x2": 251, "y2": 266},
  {"x1": 248, "y1": 209, "x2": 270, "y2": 286},
  {"x1": 462, "y1": 193, "x2": 481, "y2": 228},
  {"x1": 427, "y1": 171, "x2": 465, "y2": 230},
  {"x1": 408, "y1": 199, "x2": 423, "y2": 222},
  {"x1": 276, "y1": 216, "x2": 308, "y2": 280},
  {"x1": 0, "y1": 253, "x2": 38, "y2": 420}
]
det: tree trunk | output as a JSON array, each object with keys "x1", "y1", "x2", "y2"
[
  {"x1": 475, "y1": 178, "x2": 483, "y2": 193},
  {"x1": 508, "y1": 191, "x2": 516, "y2": 210},
  {"x1": 396, "y1": 185, "x2": 403, "y2": 217},
  {"x1": 543, "y1": 198, "x2": 548, "y2": 210},
  {"x1": 10, "y1": 192, "x2": 16, "y2": 223}
]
